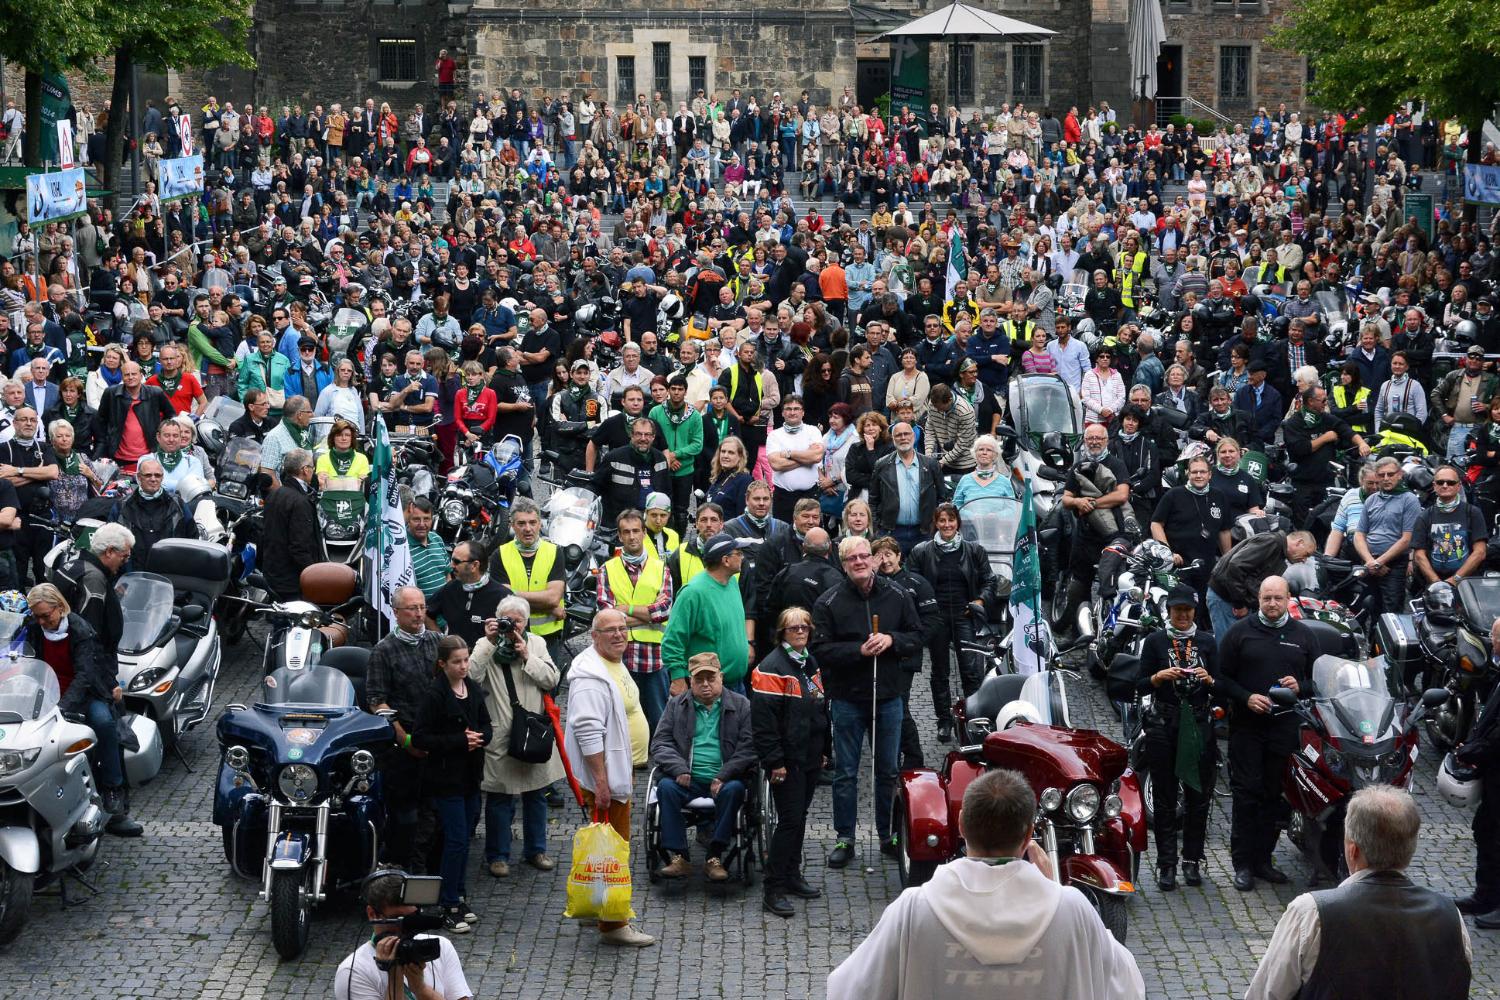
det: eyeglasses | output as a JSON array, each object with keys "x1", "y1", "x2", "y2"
[
  {"x1": 451, "y1": 557, "x2": 478, "y2": 565},
  {"x1": 1435, "y1": 479, "x2": 1461, "y2": 486},
  {"x1": 783, "y1": 624, "x2": 811, "y2": 633},
  {"x1": 395, "y1": 603, "x2": 426, "y2": 611},
  {"x1": 592, "y1": 626, "x2": 630, "y2": 636}
]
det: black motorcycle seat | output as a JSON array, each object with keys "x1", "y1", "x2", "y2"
[
  {"x1": 148, "y1": 538, "x2": 231, "y2": 605},
  {"x1": 966, "y1": 673, "x2": 1029, "y2": 725},
  {"x1": 320, "y1": 647, "x2": 371, "y2": 708}
]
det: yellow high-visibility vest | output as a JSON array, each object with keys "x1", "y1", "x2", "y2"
[
  {"x1": 498, "y1": 541, "x2": 564, "y2": 636},
  {"x1": 603, "y1": 554, "x2": 666, "y2": 643}
]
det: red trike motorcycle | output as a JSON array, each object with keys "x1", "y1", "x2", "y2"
[{"x1": 894, "y1": 670, "x2": 1148, "y2": 943}]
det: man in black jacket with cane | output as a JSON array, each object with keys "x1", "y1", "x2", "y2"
[{"x1": 811, "y1": 536, "x2": 921, "y2": 869}]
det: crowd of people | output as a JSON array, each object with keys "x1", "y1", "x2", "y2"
[{"x1": 4, "y1": 77, "x2": 1500, "y2": 999}]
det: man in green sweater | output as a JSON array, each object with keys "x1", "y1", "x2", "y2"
[
  {"x1": 649, "y1": 373, "x2": 703, "y2": 534},
  {"x1": 663, "y1": 533, "x2": 753, "y2": 697}
]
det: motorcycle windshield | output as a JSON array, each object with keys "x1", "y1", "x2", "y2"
[
  {"x1": 1018, "y1": 671, "x2": 1070, "y2": 728},
  {"x1": 1312, "y1": 291, "x2": 1346, "y2": 322},
  {"x1": 201, "y1": 395, "x2": 244, "y2": 428},
  {"x1": 116, "y1": 574, "x2": 178, "y2": 654},
  {"x1": 1457, "y1": 577, "x2": 1500, "y2": 635},
  {"x1": 219, "y1": 437, "x2": 264, "y2": 485},
  {"x1": 1312, "y1": 655, "x2": 1395, "y2": 745},
  {"x1": 0, "y1": 658, "x2": 60, "y2": 723},
  {"x1": 959, "y1": 497, "x2": 1023, "y2": 579},
  {"x1": 257, "y1": 664, "x2": 356, "y2": 708},
  {"x1": 1013, "y1": 378, "x2": 1080, "y2": 438},
  {"x1": 545, "y1": 487, "x2": 601, "y2": 546},
  {"x1": 488, "y1": 437, "x2": 523, "y2": 478}
]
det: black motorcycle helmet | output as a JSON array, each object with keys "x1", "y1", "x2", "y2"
[
  {"x1": 1424, "y1": 581, "x2": 1457, "y2": 624},
  {"x1": 1403, "y1": 460, "x2": 1434, "y2": 494},
  {"x1": 1230, "y1": 513, "x2": 1293, "y2": 544}
]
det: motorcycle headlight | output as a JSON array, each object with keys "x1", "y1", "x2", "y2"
[
  {"x1": 1102, "y1": 793, "x2": 1123, "y2": 818},
  {"x1": 225, "y1": 745, "x2": 251, "y2": 771},
  {"x1": 326, "y1": 523, "x2": 359, "y2": 541},
  {"x1": 1379, "y1": 748, "x2": 1406, "y2": 768},
  {"x1": 0, "y1": 748, "x2": 41, "y2": 777},
  {"x1": 128, "y1": 667, "x2": 169, "y2": 693},
  {"x1": 1065, "y1": 783, "x2": 1101, "y2": 823},
  {"x1": 276, "y1": 763, "x2": 321, "y2": 804},
  {"x1": 1039, "y1": 787, "x2": 1064, "y2": 813},
  {"x1": 441, "y1": 499, "x2": 467, "y2": 526},
  {"x1": 350, "y1": 749, "x2": 375, "y2": 776},
  {"x1": 564, "y1": 543, "x2": 583, "y2": 567}
]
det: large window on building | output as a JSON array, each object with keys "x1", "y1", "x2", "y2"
[
  {"x1": 653, "y1": 42, "x2": 671, "y2": 99},
  {"x1": 616, "y1": 56, "x2": 635, "y2": 105},
  {"x1": 1012, "y1": 44, "x2": 1044, "y2": 102},
  {"x1": 951, "y1": 44, "x2": 976, "y2": 104},
  {"x1": 1218, "y1": 45, "x2": 1251, "y2": 103},
  {"x1": 377, "y1": 39, "x2": 418, "y2": 83},
  {"x1": 689, "y1": 56, "x2": 707, "y2": 98}
]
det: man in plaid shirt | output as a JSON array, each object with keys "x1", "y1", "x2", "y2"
[{"x1": 596, "y1": 508, "x2": 675, "y2": 733}]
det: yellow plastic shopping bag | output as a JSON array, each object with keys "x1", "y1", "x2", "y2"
[{"x1": 564, "y1": 820, "x2": 636, "y2": 922}]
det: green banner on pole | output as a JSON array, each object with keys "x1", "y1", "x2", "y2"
[
  {"x1": 39, "y1": 73, "x2": 71, "y2": 165},
  {"x1": 889, "y1": 36, "x2": 929, "y2": 122},
  {"x1": 1403, "y1": 192, "x2": 1434, "y2": 243}
]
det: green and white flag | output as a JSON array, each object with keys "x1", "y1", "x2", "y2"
[
  {"x1": 1007, "y1": 477, "x2": 1053, "y2": 675},
  {"x1": 364, "y1": 415, "x2": 413, "y2": 629},
  {"x1": 946, "y1": 225, "x2": 967, "y2": 293}
]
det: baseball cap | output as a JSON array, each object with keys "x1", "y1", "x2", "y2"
[
  {"x1": 297, "y1": 337, "x2": 317, "y2": 351},
  {"x1": 688, "y1": 652, "x2": 722, "y2": 677},
  {"x1": 1165, "y1": 586, "x2": 1197, "y2": 609},
  {"x1": 570, "y1": 359, "x2": 592, "y2": 372},
  {"x1": 702, "y1": 532, "x2": 752, "y2": 563},
  {"x1": 1468, "y1": 345, "x2": 1486, "y2": 358}
]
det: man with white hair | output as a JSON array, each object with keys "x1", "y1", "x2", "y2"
[{"x1": 1246, "y1": 785, "x2": 1469, "y2": 999}]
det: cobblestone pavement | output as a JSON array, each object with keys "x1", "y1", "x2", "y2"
[{"x1": 2, "y1": 632, "x2": 1497, "y2": 999}]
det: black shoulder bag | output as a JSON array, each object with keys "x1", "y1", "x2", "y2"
[{"x1": 499, "y1": 659, "x2": 555, "y2": 764}]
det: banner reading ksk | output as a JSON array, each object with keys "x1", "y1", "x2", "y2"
[
  {"x1": 159, "y1": 155, "x2": 206, "y2": 201},
  {"x1": 26, "y1": 168, "x2": 88, "y2": 224},
  {"x1": 1465, "y1": 164, "x2": 1500, "y2": 206}
]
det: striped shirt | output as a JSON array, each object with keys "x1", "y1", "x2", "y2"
[{"x1": 409, "y1": 532, "x2": 451, "y2": 598}]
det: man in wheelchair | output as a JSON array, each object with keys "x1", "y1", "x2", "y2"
[{"x1": 647, "y1": 653, "x2": 757, "y2": 882}]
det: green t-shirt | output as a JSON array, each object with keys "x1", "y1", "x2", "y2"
[
  {"x1": 690, "y1": 698, "x2": 723, "y2": 782},
  {"x1": 661, "y1": 572, "x2": 750, "y2": 684}
]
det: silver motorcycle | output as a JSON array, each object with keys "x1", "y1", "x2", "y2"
[{"x1": 0, "y1": 656, "x2": 109, "y2": 943}]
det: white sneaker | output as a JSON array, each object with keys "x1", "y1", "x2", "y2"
[{"x1": 600, "y1": 924, "x2": 655, "y2": 947}]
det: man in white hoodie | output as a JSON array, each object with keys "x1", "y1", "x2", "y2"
[
  {"x1": 564, "y1": 608, "x2": 655, "y2": 947},
  {"x1": 828, "y1": 769, "x2": 1144, "y2": 1000}
]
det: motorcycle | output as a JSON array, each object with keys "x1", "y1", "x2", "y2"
[
  {"x1": 1398, "y1": 578, "x2": 1500, "y2": 751},
  {"x1": 1085, "y1": 540, "x2": 1196, "y2": 678},
  {"x1": 1003, "y1": 374, "x2": 1082, "y2": 602},
  {"x1": 195, "y1": 396, "x2": 245, "y2": 465},
  {"x1": 0, "y1": 656, "x2": 109, "y2": 943},
  {"x1": 436, "y1": 435, "x2": 523, "y2": 549},
  {"x1": 1271, "y1": 657, "x2": 1448, "y2": 883},
  {"x1": 895, "y1": 670, "x2": 1147, "y2": 943},
  {"x1": 114, "y1": 538, "x2": 230, "y2": 758},
  {"x1": 541, "y1": 473, "x2": 607, "y2": 638},
  {"x1": 213, "y1": 649, "x2": 391, "y2": 958}
]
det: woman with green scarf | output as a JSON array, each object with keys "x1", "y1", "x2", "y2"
[
  {"x1": 46, "y1": 417, "x2": 103, "y2": 524},
  {"x1": 314, "y1": 418, "x2": 371, "y2": 488},
  {"x1": 1134, "y1": 587, "x2": 1220, "y2": 892},
  {"x1": 46, "y1": 377, "x2": 95, "y2": 455},
  {"x1": 236, "y1": 330, "x2": 292, "y2": 418}
]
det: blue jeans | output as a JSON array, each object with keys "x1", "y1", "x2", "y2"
[
  {"x1": 656, "y1": 777, "x2": 746, "y2": 853},
  {"x1": 528, "y1": 381, "x2": 551, "y2": 427},
  {"x1": 485, "y1": 789, "x2": 548, "y2": 862},
  {"x1": 1448, "y1": 422, "x2": 1476, "y2": 460},
  {"x1": 85, "y1": 698, "x2": 124, "y2": 788},
  {"x1": 630, "y1": 669, "x2": 670, "y2": 735},
  {"x1": 432, "y1": 793, "x2": 482, "y2": 907},
  {"x1": 1206, "y1": 588, "x2": 1239, "y2": 642},
  {"x1": 830, "y1": 697, "x2": 903, "y2": 841},
  {"x1": 892, "y1": 525, "x2": 924, "y2": 556}
]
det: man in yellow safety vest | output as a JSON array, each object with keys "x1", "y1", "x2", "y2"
[
  {"x1": 595, "y1": 508, "x2": 676, "y2": 731},
  {"x1": 492, "y1": 496, "x2": 567, "y2": 662}
]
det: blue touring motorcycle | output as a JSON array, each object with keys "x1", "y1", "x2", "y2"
[{"x1": 213, "y1": 647, "x2": 392, "y2": 958}]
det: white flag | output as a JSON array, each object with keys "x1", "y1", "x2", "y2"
[{"x1": 1006, "y1": 478, "x2": 1054, "y2": 675}]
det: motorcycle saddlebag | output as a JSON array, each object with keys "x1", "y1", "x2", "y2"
[
  {"x1": 1105, "y1": 652, "x2": 1144, "y2": 703},
  {"x1": 1376, "y1": 611, "x2": 1424, "y2": 694}
]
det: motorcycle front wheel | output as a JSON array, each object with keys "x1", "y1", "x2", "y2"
[
  {"x1": 1083, "y1": 887, "x2": 1129, "y2": 944},
  {"x1": 269, "y1": 868, "x2": 311, "y2": 959},
  {"x1": 0, "y1": 861, "x2": 33, "y2": 945}
]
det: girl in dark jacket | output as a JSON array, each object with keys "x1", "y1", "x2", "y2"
[
  {"x1": 843, "y1": 411, "x2": 893, "y2": 501},
  {"x1": 413, "y1": 635, "x2": 492, "y2": 934},
  {"x1": 750, "y1": 606, "x2": 830, "y2": 918}
]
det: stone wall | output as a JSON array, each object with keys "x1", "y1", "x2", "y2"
[
  {"x1": 468, "y1": 7, "x2": 856, "y2": 107},
  {"x1": 1164, "y1": 0, "x2": 1309, "y2": 116}
]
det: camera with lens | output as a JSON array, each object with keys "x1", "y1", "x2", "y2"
[{"x1": 365, "y1": 870, "x2": 445, "y2": 971}]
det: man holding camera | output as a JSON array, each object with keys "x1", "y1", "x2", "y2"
[{"x1": 334, "y1": 871, "x2": 473, "y2": 1000}]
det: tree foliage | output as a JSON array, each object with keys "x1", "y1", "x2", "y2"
[{"x1": 1273, "y1": 0, "x2": 1500, "y2": 144}]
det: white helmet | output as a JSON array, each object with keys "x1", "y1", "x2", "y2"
[
  {"x1": 659, "y1": 293, "x2": 685, "y2": 322},
  {"x1": 995, "y1": 699, "x2": 1042, "y2": 731},
  {"x1": 1438, "y1": 753, "x2": 1482, "y2": 810},
  {"x1": 499, "y1": 297, "x2": 521, "y2": 315}
]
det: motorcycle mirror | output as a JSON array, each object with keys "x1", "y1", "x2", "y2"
[
  {"x1": 1421, "y1": 688, "x2": 1450, "y2": 708},
  {"x1": 1268, "y1": 686, "x2": 1297, "y2": 707},
  {"x1": 179, "y1": 604, "x2": 206, "y2": 624}
]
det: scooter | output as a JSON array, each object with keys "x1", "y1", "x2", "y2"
[
  {"x1": 1271, "y1": 657, "x2": 1447, "y2": 883},
  {"x1": 214, "y1": 648, "x2": 390, "y2": 958},
  {"x1": 0, "y1": 655, "x2": 110, "y2": 943},
  {"x1": 541, "y1": 471, "x2": 608, "y2": 638},
  {"x1": 114, "y1": 538, "x2": 230, "y2": 762},
  {"x1": 254, "y1": 563, "x2": 363, "y2": 676}
]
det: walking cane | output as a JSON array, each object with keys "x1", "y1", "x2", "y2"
[{"x1": 866, "y1": 613, "x2": 880, "y2": 875}]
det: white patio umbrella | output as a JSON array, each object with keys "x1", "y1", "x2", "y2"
[
  {"x1": 1128, "y1": 0, "x2": 1168, "y2": 100},
  {"x1": 876, "y1": 1, "x2": 1056, "y2": 107}
]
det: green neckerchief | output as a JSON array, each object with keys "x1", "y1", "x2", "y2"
[
  {"x1": 664, "y1": 402, "x2": 690, "y2": 426},
  {"x1": 1258, "y1": 611, "x2": 1289, "y2": 629},
  {"x1": 465, "y1": 384, "x2": 484, "y2": 409},
  {"x1": 282, "y1": 416, "x2": 311, "y2": 450},
  {"x1": 156, "y1": 370, "x2": 183, "y2": 397},
  {"x1": 934, "y1": 532, "x2": 962, "y2": 552},
  {"x1": 781, "y1": 642, "x2": 809, "y2": 666},
  {"x1": 57, "y1": 449, "x2": 82, "y2": 477},
  {"x1": 330, "y1": 448, "x2": 357, "y2": 476},
  {"x1": 157, "y1": 448, "x2": 185, "y2": 473},
  {"x1": 1169, "y1": 634, "x2": 1205, "y2": 790},
  {"x1": 712, "y1": 412, "x2": 730, "y2": 440}
]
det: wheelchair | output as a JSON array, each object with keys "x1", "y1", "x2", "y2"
[{"x1": 640, "y1": 764, "x2": 773, "y2": 886}]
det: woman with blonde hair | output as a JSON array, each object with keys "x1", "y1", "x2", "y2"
[
  {"x1": 839, "y1": 498, "x2": 873, "y2": 542},
  {"x1": 707, "y1": 434, "x2": 753, "y2": 520}
]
